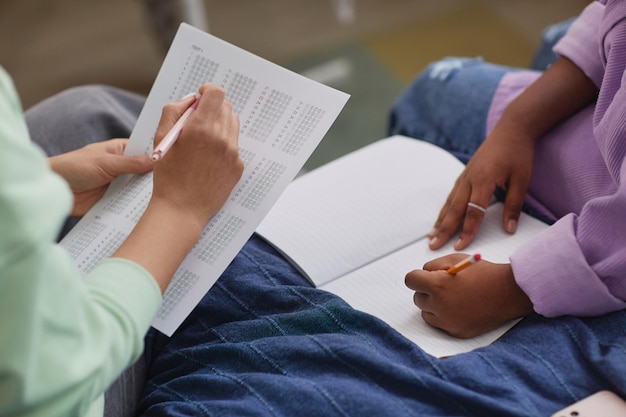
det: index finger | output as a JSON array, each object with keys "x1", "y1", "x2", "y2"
[
  {"x1": 194, "y1": 84, "x2": 227, "y2": 118},
  {"x1": 429, "y1": 184, "x2": 471, "y2": 250},
  {"x1": 154, "y1": 93, "x2": 199, "y2": 145},
  {"x1": 454, "y1": 188, "x2": 494, "y2": 250}
]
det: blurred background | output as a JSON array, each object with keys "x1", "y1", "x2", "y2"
[{"x1": 0, "y1": 0, "x2": 588, "y2": 170}]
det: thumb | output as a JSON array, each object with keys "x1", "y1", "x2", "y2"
[
  {"x1": 405, "y1": 269, "x2": 435, "y2": 292},
  {"x1": 154, "y1": 93, "x2": 199, "y2": 145}
]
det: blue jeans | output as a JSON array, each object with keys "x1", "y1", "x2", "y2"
[
  {"x1": 138, "y1": 235, "x2": 626, "y2": 416},
  {"x1": 388, "y1": 56, "x2": 511, "y2": 164}
]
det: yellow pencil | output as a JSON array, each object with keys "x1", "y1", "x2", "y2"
[{"x1": 446, "y1": 253, "x2": 481, "y2": 275}]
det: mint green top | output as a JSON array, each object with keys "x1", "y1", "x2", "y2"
[{"x1": 0, "y1": 68, "x2": 162, "y2": 416}]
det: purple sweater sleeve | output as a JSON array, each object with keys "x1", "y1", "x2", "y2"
[
  {"x1": 511, "y1": 1, "x2": 626, "y2": 317},
  {"x1": 512, "y1": 189, "x2": 626, "y2": 317},
  {"x1": 553, "y1": 1, "x2": 605, "y2": 88}
]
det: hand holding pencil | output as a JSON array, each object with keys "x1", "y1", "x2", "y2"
[
  {"x1": 404, "y1": 253, "x2": 533, "y2": 339},
  {"x1": 151, "y1": 92, "x2": 200, "y2": 162},
  {"x1": 114, "y1": 83, "x2": 244, "y2": 293},
  {"x1": 446, "y1": 253, "x2": 481, "y2": 274},
  {"x1": 150, "y1": 83, "x2": 244, "y2": 227}
]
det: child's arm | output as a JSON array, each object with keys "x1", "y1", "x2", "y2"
[{"x1": 429, "y1": 56, "x2": 598, "y2": 251}]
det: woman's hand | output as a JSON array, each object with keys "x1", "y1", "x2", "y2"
[
  {"x1": 49, "y1": 139, "x2": 153, "y2": 216},
  {"x1": 114, "y1": 83, "x2": 244, "y2": 292},
  {"x1": 405, "y1": 253, "x2": 533, "y2": 338},
  {"x1": 428, "y1": 127, "x2": 535, "y2": 251},
  {"x1": 151, "y1": 83, "x2": 243, "y2": 227}
]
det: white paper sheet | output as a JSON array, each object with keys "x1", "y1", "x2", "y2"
[
  {"x1": 321, "y1": 204, "x2": 548, "y2": 357},
  {"x1": 257, "y1": 136, "x2": 466, "y2": 286},
  {"x1": 60, "y1": 23, "x2": 349, "y2": 335},
  {"x1": 257, "y1": 136, "x2": 549, "y2": 356}
]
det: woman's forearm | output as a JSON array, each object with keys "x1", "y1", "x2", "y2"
[
  {"x1": 112, "y1": 198, "x2": 207, "y2": 293},
  {"x1": 112, "y1": 83, "x2": 243, "y2": 294}
]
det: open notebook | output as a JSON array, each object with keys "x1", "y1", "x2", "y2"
[{"x1": 256, "y1": 136, "x2": 548, "y2": 357}]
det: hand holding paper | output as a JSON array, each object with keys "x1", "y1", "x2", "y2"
[{"x1": 60, "y1": 23, "x2": 349, "y2": 336}]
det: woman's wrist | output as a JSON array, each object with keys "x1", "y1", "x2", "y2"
[{"x1": 113, "y1": 197, "x2": 209, "y2": 292}]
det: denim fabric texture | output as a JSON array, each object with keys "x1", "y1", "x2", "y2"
[
  {"x1": 388, "y1": 56, "x2": 512, "y2": 164},
  {"x1": 138, "y1": 235, "x2": 626, "y2": 416}
]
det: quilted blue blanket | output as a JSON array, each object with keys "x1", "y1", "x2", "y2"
[{"x1": 137, "y1": 235, "x2": 626, "y2": 416}]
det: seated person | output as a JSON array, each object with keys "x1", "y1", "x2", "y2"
[
  {"x1": 2, "y1": 1, "x2": 624, "y2": 416},
  {"x1": 0, "y1": 81, "x2": 243, "y2": 417},
  {"x1": 390, "y1": 0, "x2": 625, "y2": 338}
]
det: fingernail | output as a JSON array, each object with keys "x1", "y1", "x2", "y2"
[
  {"x1": 454, "y1": 238, "x2": 462, "y2": 250},
  {"x1": 179, "y1": 92, "x2": 197, "y2": 101},
  {"x1": 506, "y1": 219, "x2": 518, "y2": 233},
  {"x1": 428, "y1": 228, "x2": 437, "y2": 238},
  {"x1": 429, "y1": 236, "x2": 438, "y2": 247}
]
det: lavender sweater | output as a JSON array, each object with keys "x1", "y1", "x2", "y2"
[{"x1": 491, "y1": 0, "x2": 626, "y2": 317}]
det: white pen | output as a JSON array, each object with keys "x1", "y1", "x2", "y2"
[{"x1": 151, "y1": 93, "x2": 200, "y2": 162}]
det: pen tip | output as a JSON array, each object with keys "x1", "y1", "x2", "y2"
[{"x1": 473, "y1": 253, "x2": 481, "y2": 261}]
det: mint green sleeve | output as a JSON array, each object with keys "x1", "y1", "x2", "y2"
[{"x1": 0, "y1": 68, "x2": 162, "y2": 417}]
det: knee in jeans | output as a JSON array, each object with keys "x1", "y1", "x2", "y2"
[
  {"x1": 425, "y1": 57, "x2": 484, "y2": 82},
  {"x1": 55, "y1": 85, "x2": 117, "y2": 105},
  {"x1": 541, "y1": 18, "x2": 574, "y2": 45}
]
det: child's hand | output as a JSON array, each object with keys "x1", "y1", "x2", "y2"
[
  {"x1": 429, "y1": 56, "x2": 598, "y2": 253},
  {"x1": 405, "y1": 253, "x2": 533, "y2": 338},
  {"x1": 428, "y1": 128, "x2": 535, "y2": 251}
]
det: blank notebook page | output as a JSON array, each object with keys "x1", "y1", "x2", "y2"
[
  {"x1": 256, "y1": 136, "x2": 466, "y2": 286},
  {"x1": 321, "y1": 205, "x2": 548, "y2": 357}
]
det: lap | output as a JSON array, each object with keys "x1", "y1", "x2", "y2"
[
  {"x1": 138, "y1": 235, "x2": 626, "y2": 416},
  {"x1": 24, "y1": 85, "x2": 144, "y2": 156},
  {"x1": 388, "y1": 18, "x2": 573, "y2": 162}
]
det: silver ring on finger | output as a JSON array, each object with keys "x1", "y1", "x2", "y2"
[{"x1": 467, "y1": 202, "x2": 487, "y2": 213}]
